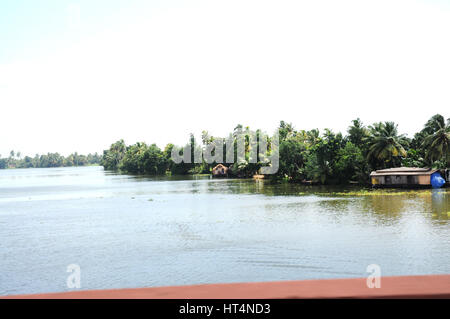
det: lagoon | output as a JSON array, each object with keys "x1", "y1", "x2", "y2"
[{"x1": 0, "y1": 166, "x2": 449, "y2": 296}]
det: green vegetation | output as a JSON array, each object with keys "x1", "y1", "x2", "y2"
[
  {"x1": 101, "y1": 114, "x2": 449, "y2": 184},
  {"x1": 366, "y1": 121, "x2": 408, "y2": 168},
  {"x1": 323, "y1": 189, "x2": 448, "y2": 197},
  {"x1": 4, "y1": 115, "x2": 446, "y2": 184},
  {"x1": 421, "y1": 114, "x2": 450, "y2": 166},
  {"x1": 0, "y1": 152, "x2": 101, "y2": 169}
]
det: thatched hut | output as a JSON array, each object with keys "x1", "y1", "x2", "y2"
[{"x1": 212, "y1": 164, "x2": 229, "y2": 177}]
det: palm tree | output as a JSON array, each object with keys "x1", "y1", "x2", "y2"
[
  {"x1": 366, "y1": 122, "x2": 409, "y2": 168},
  {"x1": 347, "y1": 118, "x2": 369, "y2": 148},
  {"x1": 422, "y1": 114, "x2": 446, "y2": 135},
  {"x1": 422, "y1": 116, "x2": 450, "y2": 166},
  {"x1": 306, "y1": 129, "x2": 320, "y2": 146},
  {"x1": 279, "y1": 121, "x2": 295, "y2": 141}
]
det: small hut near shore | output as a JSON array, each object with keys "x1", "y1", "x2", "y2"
[
  {"x1": 212, "y1": 164, "x2": 229, "y2": 177},
  {"x1": 370, "y1": 167, "x2": 445, "y2": 188}
]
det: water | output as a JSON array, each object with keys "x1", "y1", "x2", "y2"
[{"x1": 0, "y1": 166, "x2": 449, "y2": 296}]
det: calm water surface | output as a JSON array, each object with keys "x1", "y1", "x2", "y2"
[{"x1": 0, "y1": 166, "x2": 449, "y2": 295}]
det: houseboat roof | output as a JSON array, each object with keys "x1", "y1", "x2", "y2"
[{"x1": 370, "y1": 167, "x2": 439, "y2": 177}]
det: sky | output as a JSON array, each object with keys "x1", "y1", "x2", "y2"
[{"x1": 1, "y1": 0, "x2": 450, "y2": 156}]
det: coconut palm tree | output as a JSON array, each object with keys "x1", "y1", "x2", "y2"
[
  {"x1": 306, "y1": 129, "x2": 320, "y2": 146},
  {"x1": 366, "y1": 122, "x2": 409, "y2": 168},
  {"x1": 422, "y1": 116, "x2": 450, "y2": 166},
  {"x1": 347, "y1": 118, "x2": 369, "y2": 148},
  {"x1": 422, "y1": 114, "x2": 446, "y2": 135}
]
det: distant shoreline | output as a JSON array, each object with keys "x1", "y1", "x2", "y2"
[{"x1": 0, "y1": 164, "x2": 101, "y2": 170}]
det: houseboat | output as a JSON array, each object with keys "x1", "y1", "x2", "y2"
[{"x1": 370, "y1": 167, "x2": 446, "y2": 188}]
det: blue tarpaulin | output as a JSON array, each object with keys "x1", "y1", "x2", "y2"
[{"x1": 431, "y1": 172, "x2": 445, "y2": 188}]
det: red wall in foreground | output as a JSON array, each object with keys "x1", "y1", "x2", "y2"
[{"x1": 3, "y1": 275, "x2": 450, "y2": 299}]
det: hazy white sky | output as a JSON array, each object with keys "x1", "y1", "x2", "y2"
[{"x1": 1, "y1": 0, "x2": 450, "y2": 156}]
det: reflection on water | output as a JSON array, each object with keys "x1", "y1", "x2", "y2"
[{"x1": 0, "y1": 166, "x2": 449, "y2": 295}]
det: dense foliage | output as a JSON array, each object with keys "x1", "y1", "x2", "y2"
[
  {"x1": 101, "y1": 114, "x2": 450, "y2": 184},
  {"x1": 0, "y1": 152, "x2": 101, "y2": 169}
]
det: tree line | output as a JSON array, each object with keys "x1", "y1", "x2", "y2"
[
  {"x1": 101, "y1": 114, "x2": 449, "y2": 184},
  {"x1": 0, "y1": 151, "x2": 102, "y2": 169}
]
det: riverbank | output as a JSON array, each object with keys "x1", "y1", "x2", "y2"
[{"x1": 3, "y1": 275, "x2": 450, "y2": 299}]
